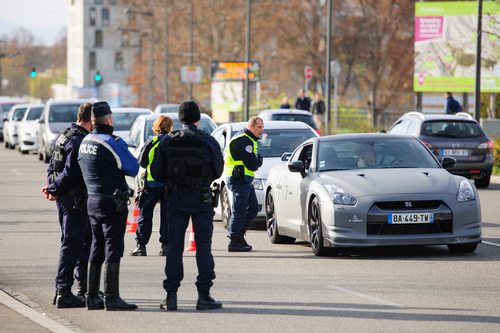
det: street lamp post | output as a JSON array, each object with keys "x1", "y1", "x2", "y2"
[
  {"x1": 244, "y1": 0, "x2": 252, "y2": 121},
  {"x1": 474, "y1": 0, "x2": 483, "y2": 122},
  {"x1": 189, "y1": 0, "x2": 194, "y2": 100},
  {"x1": 325, "y1": 0, "x2": 333, "y2": 132}
]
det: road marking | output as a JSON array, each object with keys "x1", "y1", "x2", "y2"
[
  {"x1": 0, "y1": 289, "x2": 75, "y2": 333},
  {"x1": 11, "y1": 169, "x2": 23, "y2": 176},
  {"x1": 329, "y1": 284, "x2": 404, "y2": 308},
  {"x1": 483, "y1": 241, "x2": 500, "y2": 248}
]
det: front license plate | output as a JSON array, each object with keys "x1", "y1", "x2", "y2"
[
  {"x1": 388, "y1": 213, "x2": 434, "y2": 224},
  {"x1": 442, "y1": 149, "x2": 468, "y2": 156}
]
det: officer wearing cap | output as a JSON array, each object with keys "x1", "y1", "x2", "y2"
[
  {"x1": 151, "y1": 100, "x2": 224, "y2": 311},
  {"x1": 225, "y1": 116, "x2": 264, "y2": 252},
  {"x1": 77, "y1": 101, "x2": 139, "y2": 311},
  {"x1": 42, "y1": 102, "x2": 93, "y2": 308}
]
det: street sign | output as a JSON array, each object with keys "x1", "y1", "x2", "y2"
[
  {"x1": 181, "y1": 66, "x2": 202, "y2": 83},
  {"x1": 304, "y1": 66, "x2": 313, "y2": 80},
  {"x1": 330, "y1": 60, "x2": 341, "y2": 77}
]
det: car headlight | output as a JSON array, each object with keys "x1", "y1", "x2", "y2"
[
  {"x1": 325, "y1": 184, "x2": 357, "y2": 206},
  {"x1": 457, "y1": 179, "x2": 475, "y2": 202},
  {"x1": 252, "y1": 178, "x2": 265, "y2": 191}
]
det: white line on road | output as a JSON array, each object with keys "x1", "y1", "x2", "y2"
[
  {"x1": 329, "y1": 284, "x2": 404, "y2": 308},
  {"x1": 483, "y1": 241, "x2": 500, "y2": 248},
  {"x1": 0, "y1": 289, "x2": 75, "y2": 333},
  {"x1": 11, "y1": 169, "x2": 23, "y2": 176}
]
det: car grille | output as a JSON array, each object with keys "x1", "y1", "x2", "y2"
[{"x1": 367, "y1": 200, "x2": 452, "y2": 235}]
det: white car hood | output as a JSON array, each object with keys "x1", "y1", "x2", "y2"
[
  {"x1": 319, "y1": 168, "x2": 455, "y2": 197},
  {"x1": 254, "y1": 157, "x2": 283, "y2": 180}
]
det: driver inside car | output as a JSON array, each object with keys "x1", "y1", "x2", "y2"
[{"x1": 357, "y1": 145, "x2": 377, "y2": 168}]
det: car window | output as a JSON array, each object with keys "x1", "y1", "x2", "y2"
[
  {"x1": 317, "y1": 138, "x2": 440, "y2": 171},
  {"x1": 258, "y1": 129, "x2": 316, "y2": 158},
  {"x1": 48, "y1": 104, "x2": 80, "y2": 122},
  {"x1": 26, "y1": 107, "x2": 43, "y2": 120},
  {"x1": 1, "y1": 103, "x2": 17, "y2": 113},
  {"x1": 421, "y1": 120, "x2": 483, "y2": 138},
  {"x1": 12, "y1": 107, "x2": 28, "y2": 121},
  {"x1": 129, "y1": 118, "x2": 143, "y2": 147},
  {"x1": 270, "y1": 114, "x2": 317, "y2": 129},
  {"x1": 113, "y1": 112, "x2": 150, "y2": 131}
]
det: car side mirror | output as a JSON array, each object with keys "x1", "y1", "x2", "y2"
[
  {"x1": 37, "y1": 118, "x2": 44, "y2": 124},
  {"x1": 281, "y1": 152, "x2": 292, "y2": 161},
  {"x1": 441, "y1": 156, "x2": 456, "y2": 169},
  {"x1": 3, "y1": 117, "x2": 8, "y2": 122},
  {"x1": 288, "y1": 160, "x2": 305, "y2": 177}
]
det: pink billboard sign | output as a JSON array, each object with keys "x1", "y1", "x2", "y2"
[{"x1": 415, "y1": 16, "x2": 443, "y2": 42}]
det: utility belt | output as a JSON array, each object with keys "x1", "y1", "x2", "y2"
[
  {"x1": 167, "y1": 184, "x2": 219, "y2": 207},
  {"x1": 89, "y1": 189, "x2": 132, "y2": 212},
  {"x1": 68, "y1": 187, "x2": 88, "y2": 211}
]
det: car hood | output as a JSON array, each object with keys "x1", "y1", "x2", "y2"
[
  {"x1": 318, "y1": 168, "x2": 456, "y2": 197},
  {"x1": 254, "y1": 157, "x2": 283, "y2": 180}
]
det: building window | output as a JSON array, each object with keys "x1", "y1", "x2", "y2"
[
  {"x1": 101, "y1": 8, "x2": 110, "y2": 26},
  {"x1": 89, "y1": 7, "x2": 96, "y2": 26},
  {"x1": 95, "y1": 30, "x2": 103, "y2": 48},
  {"x1": 121, "y1": 31, "x2": 130, "y2": 47},
  {"x1": 89, "y1": 52, "x2": 96, "y2": 70},
  {"x1": 95, "y1": 0, "x2": 103, "y2": 4},
  {"x1": 115, "y1": 52, "x2": 124, "y2": 70},
  {"x1": 109, "y1": 0, "x2": 116, "y2": 4}
]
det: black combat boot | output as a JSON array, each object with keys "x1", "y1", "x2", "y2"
[
  {"x1": 196, "y1": 291, "x2": 222, "y2": 310},
  {"x1": 158, "y1": 244, "x2": 168, "y2": 256},
  {"x1": 55, "y1": 287, "x2": 85, "y2": 308},
  {"x1": 75, "y1": 279, "x2": 87, "y2": 302},
  {"x1": 228, "y1": 235, "x2": 252, "y2": 252},
  {"x1": 130, "y1": 244, "x2": 147, "y2": 256},
  {"x1": 86, "y1": 263, "x2": 104, "y2": 310},
  {"x1": 103, "y1": 262, "x2": 137, "y2": 311},
  {"x1": 240, "y1": 230, "x2": 253, "y2": 251},
  {"x1": 160, "y1": 291, "x2": 177, "y2": 311}
]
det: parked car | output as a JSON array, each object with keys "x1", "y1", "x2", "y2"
[
  {"x1": 265, "y1": 133, "x2": 481, "y2": 256},
  {"x1": 3, "y1": 104, "x2": 29, "y2": 149},
  {"x1": 154, "y1": 103, "x2": 180, "y2": 114},
  {"x1": 211, "y1": 121, "x2": 319, "y2": 229},
  {"x1": 258, "y1": 109, "x2": 320, "y2": 135},
  {"x1": 0, "y1": 98, "x2": 24, "y2": 142},
  {"x1": 37, "y1": 99, "x2": 88, "y2": 163},
  {"x1": 388, "y1": 111, "x2": 494, "y2": 188},
  {"x1": 17, "y1": 104, "x2": 44, "y2": 154},
  {"x1": 126, "y1": 112, "x2": 217, "y2": 191},
  {"x1": 111, "y1": 107, "x2": 153, "y2": 141}
]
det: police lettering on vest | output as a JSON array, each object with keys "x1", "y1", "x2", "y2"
[{"x1": 79, "y1": 143, "x2": 98, "y2": 156}]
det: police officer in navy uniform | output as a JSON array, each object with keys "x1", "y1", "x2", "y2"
[
  {"x1": 151, "y1": 101, "x2": 224, "y2": 311},
  {"x1": 42, "y1": 102, "x2": 93, "y2": 308},
  {"x1": 77, "y1": 101, "x2": 139, "y2": 311},
  {"x1": 225, "y1": 116, "x2": 264, "y2": 252},
  {"x1": 130, "y1": 115, "x2": 173, "y2": 257}
]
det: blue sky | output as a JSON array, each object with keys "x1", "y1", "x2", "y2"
[{"x1": 0, "y1": 0, "x2": 68, "y2": 45}]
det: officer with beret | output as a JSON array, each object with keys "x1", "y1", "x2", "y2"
[
  {"x1": 151, "y1": 101, "x2": 224, "y2": 311},
  {"x1": 225, "y1": 116, "x2": 264, "y2": 252},
  {"x1": 42, "y1": 102, "x2": 93, "y2": 308},
  {"x1": 77, "y1": 101, "x2": 139, "y2": 311}
]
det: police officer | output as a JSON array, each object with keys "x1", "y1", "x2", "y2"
[
  {"x1": 150, "y1": 101, "x2": 224, "y2": 311},
  {"x1": 42, "y1": 102, "x2": 93, "y2": 308},
  {"x1": 130, "y1": 115, "x2": 172, "y2": 256},
  {"x1": 225, "y1": 116, "x2": 264, "y2": 252},
  {"x1": 77, "y1": 101, "x2": 139, "y2": 311}
]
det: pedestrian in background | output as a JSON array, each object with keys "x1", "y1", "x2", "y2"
[
  {"x1": 42, "y1": 102, "x2": 93, "y2": 308},
  {"x1": 311, "y1": 92, "x2": 325, "y2": 130},
  {"x1": 225, "y1": 116, "x2": 264, "y2": 252},
  {"x1": 78, "y1": 101, "x2": 139, "y2": 311},
  {"x1": 280, "y1": 97, "x2": 291, "y2": 109},
  {"x1": 445, "y1": 92, "x2": 463, "y2": 114},
  {"x1": 151, "y1": 101, "x2": 224, "y2": 311},
  {"x1": 294, "y1": 88, "x2": 312, "y2": 111},
  {"x1": 130, "y1": 115, "x2": 173, "y2": 257}
]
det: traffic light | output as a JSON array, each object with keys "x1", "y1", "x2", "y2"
[
  {"x1": 30, "y1": 66, "x2": 37, "y2": 78},
  {"x1": 94, "y1": 70, "x2": 102, "y2": 86}
]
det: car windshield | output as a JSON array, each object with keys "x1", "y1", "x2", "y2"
[
  {"x1": 48, "y1": 104, "x2": 80, "y2": 123},
  {"x1": 421, "y1": 120, "x2": 483, "y2": 138},
  {"x1": 270, "y1": 113, "x2": 317, "y2": 129},
  {"x1": 114, "y1": 111, "x2": 151, "y2": 131},
  {"x1": 26, "y1": 107, "x2": 43, "y2": 120},
  {"x1": 12, "y1": 107, "x2": 28, "y2": 121},
  {"x1": 144, "y1": 117, "x2": 216, "y2": 140},
  {"x1": 255, "y1": 129, "x2": 316, "y2": 157},
  {"x1": 317, "y1": 137, "x2": 440, "y2": 171},
  {"x1": 159, "y1": 105, "x2": 178, "y2": 113},
  {"x1": 1, "y1": 103, "x2": 17, "y2": 112}
]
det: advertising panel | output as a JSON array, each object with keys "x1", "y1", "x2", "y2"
[{"x1": 414, "y1": 2, "x2": 500, "y2": 92}]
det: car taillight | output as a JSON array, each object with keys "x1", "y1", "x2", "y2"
[
  {"x1": 422, "y1": 140, "x2": 433, "y2": 149},
  {"x1": 315, "y1": 128, "x2": 321, "y2": 135},
  {"x1": 477, "y1": 140, "x2": 494, "y2": 152}
]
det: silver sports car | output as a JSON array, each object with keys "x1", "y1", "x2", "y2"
[{"x1": 265, "y1": 133, "x2": 482, "y2": 256}]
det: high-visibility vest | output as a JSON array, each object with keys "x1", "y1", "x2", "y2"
[
  {"x1": 224, "y1": 132, "x2": 258, "y2": 178},
  {"x1": 146, "y1": 136, "x2": 161, "y2": 182}
]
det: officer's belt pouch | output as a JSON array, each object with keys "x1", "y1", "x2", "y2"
[{"x1": 232, "y1": 165, "x2": 244, "y2": 178}]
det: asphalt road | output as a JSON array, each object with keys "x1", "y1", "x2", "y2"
[{"x1": 1, "y1": 146, "x2": 499, "y2": 333}]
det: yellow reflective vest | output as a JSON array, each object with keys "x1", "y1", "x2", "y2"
[{"x1": 224, "y1": 132, "x2": 258, "y2": 178}]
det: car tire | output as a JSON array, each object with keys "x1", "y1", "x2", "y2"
[
  {"x1": 5, "y1": 141, "x2": 9, "y2": 148},
  {"x1": 21, "y1": 149, "x2": 28, "y2": 155},
  {"x1": 447, "y1": 243, "x2": 478, "y2": 253},
  {"x1": 475, "y1": 175, "x2": 490, "y2": 188},
  {"x1": 308, "y1": 197, "x2": 337, "y2": 257},
  {"x1": 221, "y1": 186, "x2": 231, "y2": 230},
  {"x1": 9, "y1": 143, "x2": 15, "y2": 150},
  {"x1": 265, "y1": 190, "x2": 295, "y2": 244}
]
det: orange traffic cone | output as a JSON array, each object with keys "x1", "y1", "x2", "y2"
[
  {"x1": 127, "y1": 204, "x2": 140, "y2": 233},
  {"x1": 185, "y1": 225, "x2": 196, "y2": 252}
]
